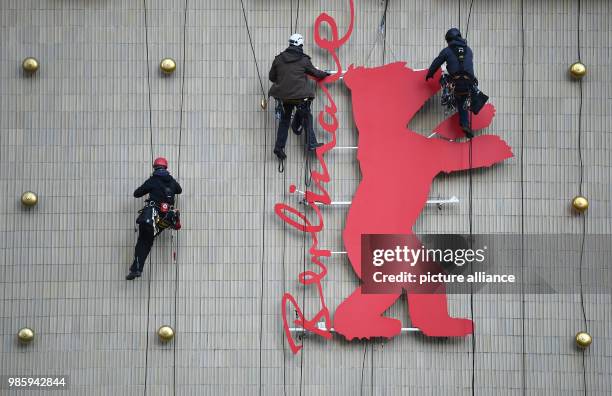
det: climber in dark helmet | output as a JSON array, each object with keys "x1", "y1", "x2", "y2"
[
  {"x1": 126, "y1": 157, "x2": 182, "y2": 280},
  {"x1": 426, "y1": 28, "x2": 478, "y2": 138},
  {"x1": 268, "y1": 33, "x2": 330, "y2": 160}
]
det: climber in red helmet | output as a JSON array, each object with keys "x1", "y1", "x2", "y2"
[{"x1": 126, "y1": 157, "x2": 182, "y2": 280}]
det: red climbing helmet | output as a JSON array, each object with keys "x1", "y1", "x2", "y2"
[{"x1": 153, "y1": 157, "x2": 168, "y2": 169}]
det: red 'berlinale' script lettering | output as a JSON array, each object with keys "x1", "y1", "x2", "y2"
[{"x1": 274, "y1": 0, "x2": 354, "y2": 354}]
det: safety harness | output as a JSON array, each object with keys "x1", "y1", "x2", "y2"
[
  {"x1": 449, "y1": 45, "x2": 474, "y2": 96},
  {"x1": 137, "y1": 200, "x2": 181, "y2": 236}
]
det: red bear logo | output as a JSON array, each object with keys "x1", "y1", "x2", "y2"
[{"x1": 333, "y1": 62, "x2": 513, "y2": 339}]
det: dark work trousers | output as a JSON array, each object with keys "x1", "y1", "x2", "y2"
[
  {"x1": 456, "y1": 94, "x2": 470, "y2": 128},
  {"x1": 129, "y1": 223, "x2": 161, "y2": 273},
  {"x1": 274, "y1": 100, "x2": 319, "y2": 151}
]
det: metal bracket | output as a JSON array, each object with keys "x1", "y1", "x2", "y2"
[
  {"x1": 292, "y1": 189, "x2": 459, "y2": 209},
  {"x1": 333, "y1": 133, "x2": 451, "y2": 150},
  {"x1": 289, "y1": 322, "x2": 420, "y2": 335}
]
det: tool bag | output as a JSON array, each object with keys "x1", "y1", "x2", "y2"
[{"x1": 136, "y1": 200, "x2": 181, "y2": 232}]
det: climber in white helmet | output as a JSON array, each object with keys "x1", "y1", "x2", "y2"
[{"x1": 268, "y1": 33, "x2": 330, "y2": 160}]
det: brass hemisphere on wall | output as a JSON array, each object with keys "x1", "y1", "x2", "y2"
[
  {"x1": 575, "y1": 331, "x2": 592, "y2": 348},
  {"x1": 22, "y1": 57, "x2": 39, "y2": 73},
  {"x1": 569, "y1": 62, "x2": 586, "y2": 79},
  {"x1": 21, "y1": 191, "x2": 38, "y2": 207},
  {"x1": 572, "y1": 195, "x2": 588, "y2": 213},
  {"x1": 160, "y1": 58, "x2": 177, "y2": 74},
  {"x1": 260, "y1": 97, "x2": 267, "y2": 110},
  {"x1": 17, "y1": 327, "x2": 35, "y2": 343},
  {"x1": 158, "y1": 325, "x2": 175, "y2": 342}
]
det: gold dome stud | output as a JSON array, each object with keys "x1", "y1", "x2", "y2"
[
  {"x1": 159, "y1": 58, "x2": 177, "y2": 74},
  {"x1": 21, "y1": 191, "x2": 38, "y2": 207},
  {"x1": 22, "y1": 57, "x2": 39, "y2": 73},
  {"x1": 569, "y1": 62, "x2": 586, "y2": 79},
  {"x1": 157, "y1": 325, "x2": 175, "y2": 342},
  {"x1": 572, "y1": 196, "x2": 588, "y2": 213},
  {"x1": 17, "y1": 327, "x2": 35, "y2": 343},
  {"x1": 575, "y1": 331, "x2": 592, "y2": 348},
  {"x1": 260, "y1": 98, "x2": 267, "y2": 110}
]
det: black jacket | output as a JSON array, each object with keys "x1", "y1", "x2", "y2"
[
  {"x1": 134, "y1": 169, "x2": 182, "y2": 205},
  {"x1": 427, "y1": 37, "x2": 475, "y2": 78},
  {"x1": 268, "y1": 46, "x2": 328, "y2": 100}
]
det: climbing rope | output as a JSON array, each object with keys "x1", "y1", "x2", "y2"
[
  {"x1": 519, "y1": 1, "x2": 526, "y2": 395},
  {"x1": 361, "y1": 0, "x2": 398, "y2": 67},
  {"x1": 281, "y1": 156, "x2": 288, "y2": 396},
  {"x1": 359, "y1": 342, "x2": 367, "y2": 396},
  {"x1": 171, "y1": 0, "x2": 189, "y2": 394},
  {"x1": 459, "y1": 2, "x2": 476, "y2": 395},
  {"x1": 142, "y1": 1, "x2": 153, "y2": 394},
  {"x1": 294, "y1": 0, "x2": 300, "y2": 32},
  {"x1": 359, "y1": 3, "x2": 394, "y2": 393},
  {"x1": 575, "y1": 1, "x2": 588, "y2": 394},
  {"x1": 381, "y1": 0, "x2": 390, "y2": 64},
  {"x1": 239, "y1": 0, "x2": 266, "y2": 101},
  {"x1": 468, "y1": 125, "x2": 475, "y2": 396},
  {"x1": 464, "y1": 0, "x2": 475, "y2": 39},
  {"x1": 299, "y1": 214, "x2": 306, "y2": 396},
  {"x1": 236, "y1": 2, "x2": 268, "y2": 395}
]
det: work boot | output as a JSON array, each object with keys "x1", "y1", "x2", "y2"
[
  {"x1": 308, "y1": 142, "x2": 324, "y2": 151},
  {"x1": 273, "y1": 148, "x2": 287, "y2": 160},
  {"x1": 461, "y1": 125, "x2": 474, "y2": 139},
  {"x1": 125, "y1": 271, "x2": 142, "y2": 281}
]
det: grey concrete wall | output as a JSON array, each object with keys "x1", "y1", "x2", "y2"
[{"x1": 1, "y1": 0, "x2": 611, "y2": 395}]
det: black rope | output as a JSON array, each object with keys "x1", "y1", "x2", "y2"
[
  {"x1": 142, "y1": 1, "x2": 153, "y2": 394},
  {"x1": 575, "y1": 1, "x2": 588, "y2": 395},
  {"x1": 281, "y1": 160, "x2": 288, "y2": 396},
  {"x1": 519, "y1": 1, "x2": 526, "y2": 394},
  {"x1": 298, "y1": 186, "x2": 307, "y2": 396},
  {"x1": 239, "y1": 0, "x2": 266, "y2": 100},
  {"x1": 461, "y1": 2, "x2": 476, "y2": 395},
  {"x1": 468, "y1": 135, "x2": 475, "y2": 396},
  {"x1": 171, "y1": 0, "x2": 189, "y2": 394},
  {"x1": 360, "y1": 343, "x2": 368, "y2": 396},
  {"x1": 304, "y1": 148, "x2": 312, "y2": 188},
  {"x1": 368, "y1": 0, "x2": 388, "y2": 365},
  {"x1": 294, "y1": 0, "x2": 300, "y2": 33},
  {"x1": 370, "y1": 343, "x2": 374, "y2": 396},
  {"x1": 464, "y1": 0, "x2": 475, "y2": 38},
  {"x1": 298, "y1": 113, "x2": 315, "y2": 391},
  {"x1": 459, "y1": 0, "x2": 476, "y2": 395},
  {"x1": 258, "y1": 101, "x2": 268, "y2": 396},
  {"x1": 236, "y1": 2, "x2": 268, "y2": 394},
  {"x1": 381, "y1": 0, "x2": 390, "y2": 64},
  {"x1": 302, "y1": 106, "x2": 313, "y2": 188}
]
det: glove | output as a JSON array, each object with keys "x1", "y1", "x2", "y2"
[
  {"x1": 425, "y1": 74, "x2": 433, "y2": 81},
  {"x1": 473, "y1": 78, "x2": 479, "y2": 86}
]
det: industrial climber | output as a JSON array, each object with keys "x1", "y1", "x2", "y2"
[
  {"x1": 126, "y1": 157, "x2": 182, "y2": 281},
  {"x1": 426, "y1": 28, "x2": 482, "y2": 138},
  {"x1": 268, "y1": 33, "x2": 330, "y2": 160}
]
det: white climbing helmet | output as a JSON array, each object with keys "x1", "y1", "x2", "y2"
[{"x1": 289, "y1": 33, "x2": 304, "y2": 47}]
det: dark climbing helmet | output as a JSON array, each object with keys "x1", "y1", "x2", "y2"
[
  {"x1": 153, "y1": 157, "x2": 168, "y2": 169},
  {"x1": 445, "y1": 28, "x2": 462, "y2": 42}
]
